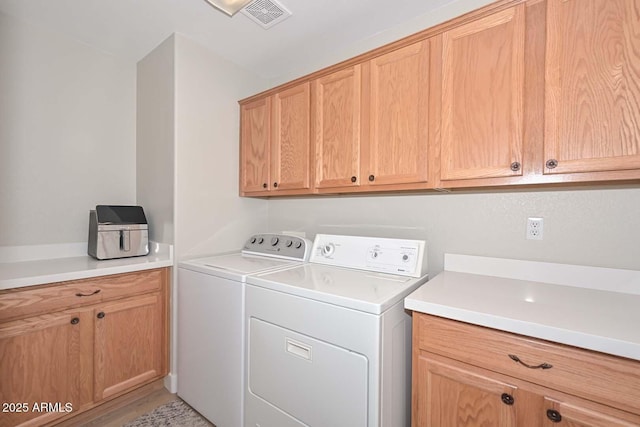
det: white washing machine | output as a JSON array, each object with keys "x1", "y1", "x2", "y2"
[
  {"x1": 244, "y1": 234, "x2": 428, "y2": 427},
  {"x1": 177, "y1": 233, "x2": 311, "y2": 427}
]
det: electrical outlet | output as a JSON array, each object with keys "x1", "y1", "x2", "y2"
[{"x1": 527, "y1": 217, "x2": 544, "y2": 240}]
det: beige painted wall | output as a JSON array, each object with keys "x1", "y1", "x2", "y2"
[
  {"x1": 266, "y1": 187, "x2": 640, "y2": 278},
  {"x1": 173, "y1": 33, "x2": 268, "y2": 257},
  {"x1": 0, "y1": 12, "x2": 136, "y2": 247},
  {"x1": 137, "y1": 36, "x2": 176, "y2": 245}
]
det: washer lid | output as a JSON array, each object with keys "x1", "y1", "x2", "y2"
[
  {"x1": 179, "y1": 253, "x2": 302, "y2": 281},
  {"x1": 247, "y1": 263, "x2": 428, "y2": 314}
]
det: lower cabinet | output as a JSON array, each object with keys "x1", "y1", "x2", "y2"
[
  {"x1": 0, "y1": 268, "x2": 168, "y2": 427},
  {"x1": 93, "y1": 293, "x2": 165, "y2": 402},
  {"x1": 412, "y1": 313, "x2": 640, "y2": 427}
]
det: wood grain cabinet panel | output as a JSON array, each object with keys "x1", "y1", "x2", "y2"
[
  {"x1": 412, "y1": 312, "x2": 640, "y2": 426},
  {"x1": 545, "y1": 0, "x2": 640, "y2": 176},
  {"x1": 0, "y1": 268, "x2": 169, "y2": 426},
  {"x1": 415, "y1": 354, "x2": 518, "y2": 427},
  {"x1": 271, "y1": 82, "x2": 311, "y2": 192},
  {"x1": 313, "y1": 66, "x2": 362, "y2": 189},
  {"x1": 240, "y1": 83, "x2": 312, "y2": 195},
  {"x1": 366, "y1": 40, "x2": 431, "y2": 186},
  {"x1": 440, "y1": 5, "x2": 526, "y2": 182},
  {"x1": 94, "y1": 293, "x2": 164, "y2": 402},
  {"x1": 240, "y1": 97, "x2": 271, "y2": 194},
  {"x1": 0, "y1": 311, "x2": 91, "y2": 427}
]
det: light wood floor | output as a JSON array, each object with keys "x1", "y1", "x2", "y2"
[{"x1": 55, "y1": 380, "x2": 181, "y2": 427}]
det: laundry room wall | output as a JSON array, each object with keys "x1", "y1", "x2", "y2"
[
  {"x1": 173, "y1": 33, "x2": 269, "y2": 258},
  {"x1": 266, "y1": 187, "x2": 640, "y2": 278},
  {"x1": 0, "y1": 12, "x2": 136, "y2": 249}
]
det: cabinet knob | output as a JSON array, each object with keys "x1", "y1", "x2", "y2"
[
  {"x1": 501, "y1": 393, "x2": 514, "y2": 406},
  {"x1": 510, "y1": 162, "x2": 521, "y2": 172},
  {"x1": 546, "y1": 409, "x2": 562, "y2": 423},
  {"x1": 97, "y1": 312, "x2": 105, "y2": 319},
  {"x1": 273, "y1": 182, "x2": 278, "y2": 188},
  {"x1": 546, "y1": 159, "x2": 558, "y2": 169},
  {"x1": 351, "y1": 176, "x2": 357, "y2": 183},
  {"x1": 70, "y1": 317, "x2": 80, "y2": 325},
  {"x1": 262, "y1": 183, "x2": 267, "y2": 189},
  {"x1": 368, "y1": 175, "x2": 375, "y2": 182}
]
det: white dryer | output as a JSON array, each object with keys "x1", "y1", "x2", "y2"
[
  {"x1": 244, "y1": 234, "x2": 428, "y2": 427},
  {"x1": 177, "y1": 234, "x2": 311, "y2": 427}
]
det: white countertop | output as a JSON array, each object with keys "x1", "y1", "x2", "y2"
[
  {"x1": 405, "y1": 254, "x2": 640, "y2": 361},
  {"x1": 0, "y1": 242, "x2": 173, "y2": 290}
]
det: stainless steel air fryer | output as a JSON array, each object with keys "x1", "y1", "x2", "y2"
[{"x1": 88, "y1": 205, "x2": 149, "y2": 260}]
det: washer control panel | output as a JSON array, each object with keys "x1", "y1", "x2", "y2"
[
  {"x1": 311, "y1": 234, "x2": 427, "y2": 277},
  {"x1": 242, "y1": 233, "x2": 311, "y2": 261}
]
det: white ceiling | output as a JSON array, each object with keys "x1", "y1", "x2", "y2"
[{"x1": 0, "y1": 0, "x2": 484, "y2": 80}]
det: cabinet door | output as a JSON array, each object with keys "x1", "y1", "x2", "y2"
[
  {"x1": 415, "y1": 353, "x2": 518, "y2": 427},
  {"x1": 93, "y1": 293, "x2": 165, "y2": 401},
  {"x1": 272, "y1": 82, "x2": 311, "y2": 191},
  {"x1": 0, "y1": 311, "x2": 90, "y2": 427},
  {"x1": 313, "y1": 66, "x2": 362, "y2": 189},
  {"x1": 544, "y1": 0, "x2": 640, "y2": 175},
  {"x1": 367, "y1": 40, "x2": 431, "y2": 186},
  {"x1": 543, "y1": 397, "x2": 640, "y2": 427},
  {"x1": 440, "y1": 5, "x2": 526, "y2": 181},
  {"x1": 240, "y1": 97, "x2": 271, "y2": 193}
]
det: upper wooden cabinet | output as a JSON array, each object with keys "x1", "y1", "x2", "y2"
[
  {"x1": 272, "y1": 84, "x2": 312, "y2": 192},
  {"x1": 240, "y1": 97, "x2": 271, "y2": 194},
  {"x1": 439, "y1": 5, "x2": 526, "y2": 183},
  {"x1": 544, "y1": 0, "x2": 640, "y2": 176},
  {"x1": 366, "y1": 40, "x2": 431, "y2": 187},
  {"x1": 239, "y1": 0, "x2": 640, "y2": 197},
  {"x1": 313, "y1": 66, "x2": 362, "y2": 189},
  {"x1": 240, "y1": 82, "x2": 312, "y2": 196},
  {"x1": 314, "y1": 41, "x2": 433, "y2": 192}
]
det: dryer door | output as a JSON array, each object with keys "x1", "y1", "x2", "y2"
[{"x1": 247, "y1": 317, "x2": 368, "y2": 427}]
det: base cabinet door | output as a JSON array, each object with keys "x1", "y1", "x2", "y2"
[
  {"x1": 0, "y1": 311, "x2": 90, "y2": 427},
  {"x1": 415, "y1": 353, "x2": 518, "y2": 427},
  {"x1": 93, "y1": 293, "x2": 164, "y2": 402},
  {"x1": 543, "y1": 398, "x2": 640, "y2": 427}
]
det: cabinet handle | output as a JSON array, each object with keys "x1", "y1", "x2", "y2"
[
  {"x1": 97, "y1": 311, "x2": 105, "y2": 319},
  {"x1": 510, "y1": 162, "x2": 521, "y2": 172},
  {"x1": 546, "y1": 409, "x2": 562, "y2": 423},
  {"x1": 501, "y1": 393, "x2": 514, "y2": 406},
  {"x1": 273, "y1": 182, "x2": 278, "y2": 188},
  {"x1": 70, "y1": 317, "x2": 80, "y2": 325},
  {"x1": 546, "y1": 159, "x2": 558, "y2": 169},
  {"x1": 508, "y1": 354, "x2": 553, "y2": 370},
  {"x1": 368, "y1": 174, "x2": 375, "y2": 182},
  {"x1": 351, "y1": 176, "x2": 357, "y2": 183},
  {"x1": 262, "y1": 183, "x2": 267, "y2": 189},
  {"x1": 75, "y1": 289, "x2": 101, "y2": 297}
]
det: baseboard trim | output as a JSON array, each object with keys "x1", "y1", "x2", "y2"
[{"x1": 164, "y1": 372, "x2": 178, "y2": 393}]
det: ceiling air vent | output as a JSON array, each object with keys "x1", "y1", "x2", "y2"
[{"x1": 241, "y1": 0, "x2": 291, "y2": 29}]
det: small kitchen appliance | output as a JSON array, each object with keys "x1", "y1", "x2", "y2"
[{"x1": 87, "y1": 205, "x2": 149, "y2": 260}]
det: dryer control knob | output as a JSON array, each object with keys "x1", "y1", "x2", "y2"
[
  {"x1": 258, "y1": 237, "x2": 264, "y2": 244},
  {"x1": 295, "y1": 241, "x2": 302, "y2": 249},
  {"x1": 271, "y1": 237, "x2": 279, "y2": 246},
  {"x1": 321, "y1": 243, "x2": 335, "y2": 257},
  {"x1": 285, "y1": 239, "x2": 293, "y2": 247}
]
